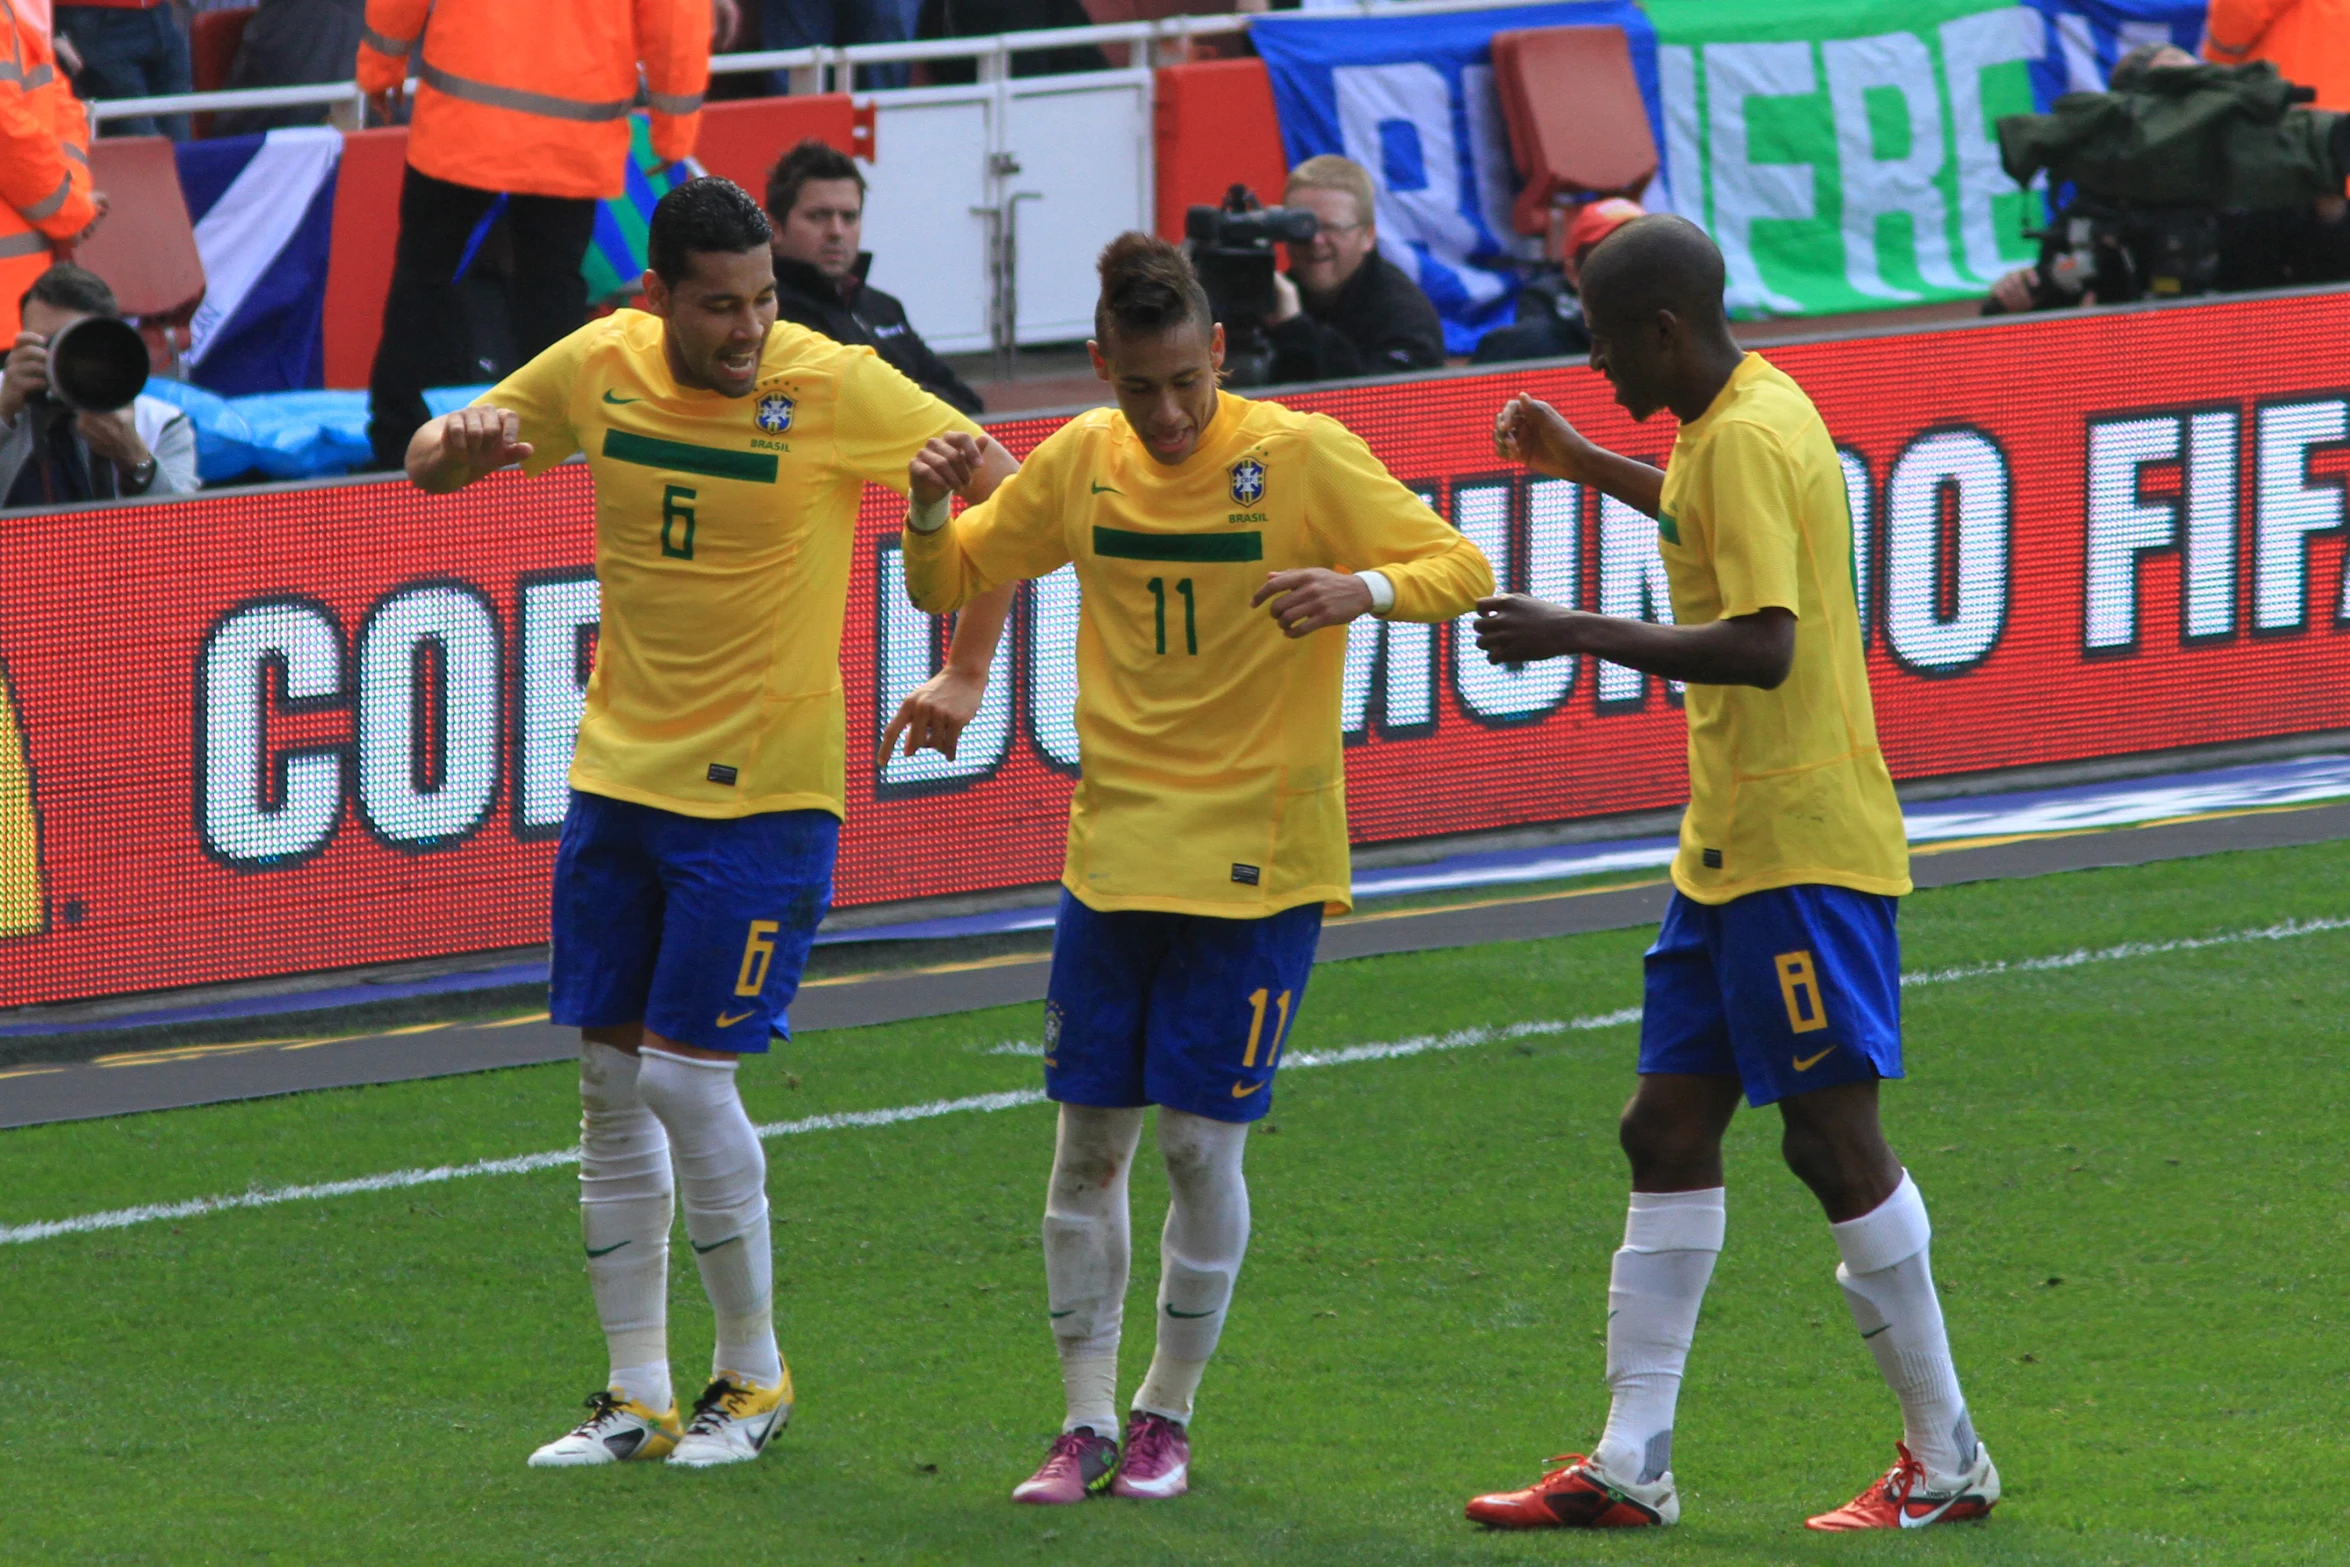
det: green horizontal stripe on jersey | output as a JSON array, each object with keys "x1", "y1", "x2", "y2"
[
  {"x1": 601, "y1": 429, "x2": 777, "y2": 483},
  {"x1": 1092, "y1": 526, "x2": 1263, "y2": 563}
]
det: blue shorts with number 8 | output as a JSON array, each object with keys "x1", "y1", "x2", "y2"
[
  {"x1": 1041, "y1": 890, "x2": 1323, "y2": 1123},
  {"x1": 550, "y1": 790, "x2": 836, "y2": 1054},
  {"x1": 1637, "y1": 883, "x2": 1902, "y2": 1107}
]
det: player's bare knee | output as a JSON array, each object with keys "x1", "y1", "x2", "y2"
[{"x1": 1617, "y1": 1097, "x2": 1714, "y2": 1184}]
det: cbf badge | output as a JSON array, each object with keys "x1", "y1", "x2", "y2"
[
  {"x1": 755, "y1": 394, "x2": 795, "y2": 434},
  {"x1": 1229, "y1": 457, "x2": 1265, "y2": 506}
]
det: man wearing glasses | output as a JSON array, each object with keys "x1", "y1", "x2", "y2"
[{"x1": 1266, "y1": 155, "x2": 1446, "y2": 385}]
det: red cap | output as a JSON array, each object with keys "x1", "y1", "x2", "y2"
[{"x1": 1567, "y1": 198, "x2": 1646, "y2": 262}]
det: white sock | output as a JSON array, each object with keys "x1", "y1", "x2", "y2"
[
  {"x1": 1041, "y1": 1104, "x2": 1143, "y2": 1434},
  {"x1": 637, "y1": 1048, "x2": 781, "y2": 1388},
  {"x1": 1832, "y1": 1171, "x2": 1977, "y2": 1481},
  {"x1": 1134, "y1": 1109, "x2": 1250, "y2": 1425},
  {"x1": 578, "y1": 1044, "x2": 674, "y2": 1412},
  {"x1": 1591, "y1": 1187, "x2": 1725, "y2": 1486}
]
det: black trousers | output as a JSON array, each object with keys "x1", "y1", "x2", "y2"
[{"x1": 367, "y1": 167, "x2": 596, "y2": 471}]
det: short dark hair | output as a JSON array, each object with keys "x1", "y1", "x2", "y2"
[
  {"x1": 647, "y1": 176, "x2": 774, "y2": 287},
  {"x1": 1093, "y1": 231, "x2": 1212, "y2": 344},
  {"x1": 765, "y1": 137, "x2": 865, "y2": 221},
  {"x1": 20, "y1": 262, "x2": 117, "y2": 319},
  {"x1": 1577, "y1": 213, "x2": 1728, "y2": 329}
]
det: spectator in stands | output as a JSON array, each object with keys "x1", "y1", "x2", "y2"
[
  {"x1": 357, "y1": 0, "x2": 711, "y2": 470},
  {"x1": 1472, "y1": 196, "x2": 1644, "y2": 364},
  {"x1": 757, "y1": 0, "x2": 911, "y2": 92},
  {"x1": 0, "y1": 0, "x2": 98, "y2": 346},
  {"x1": 918, "y1": 0, "x2": 1107, "y2": 84},
  {"x1": 1266, "y1": 154, "x2": 1444, "y2": 385},
  {"x1": 765, "y1": 138, "x2": 984, "y2": 414},
  {"x1": 54, "y1": 0, "x2": 190, "y2": 140},
  {"x1": 210, "y1": 0, "x2": 366, "y2": 138},
  {"x1": 0, "y1": 264, "x2": 196, "y2": 505},
  {"x1": 2204, "y1": 0, "x2": 2346, "y2": 110}
]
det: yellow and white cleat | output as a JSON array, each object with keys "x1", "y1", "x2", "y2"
[
  {"x1": 527, "y1": 1389, "x2": 682, "y2": 1467},
  {"x1": 668, "y1": 1367, "x2": 794, "y2": 1468}
]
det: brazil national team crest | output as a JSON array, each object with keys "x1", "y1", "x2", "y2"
[
  {"x1": 1229, "y1": 456, "x2": 1265, "y2": 505},
  {"x1": 755, "y1": 394, "x2": 795, "y2": 434}
]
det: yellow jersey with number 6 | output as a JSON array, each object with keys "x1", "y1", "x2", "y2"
[
  {"x1": 480, "y1": 311, "x2": 980, "y2": 820},
  {"x1": 902, "y1": 391, "x2": 1493, "y2": 918}
]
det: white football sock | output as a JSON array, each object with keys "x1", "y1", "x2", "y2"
[
  {"x1": 577, "y1": 1043, "x2": 674, "y2": 1413},
  {"x1": 1832, "y1": 1171, "x2": 1976, "y2": 1481},
  {"x1": 637, "y1": 1048, "x2": 781, "y2": 1388},
  {"x1": 1591, "y1": 1187, "x2": 1725, "y2": 1486},
  {"x1": 1134, "y1": 1109, "x2": 1251, "y2": 1425},
  {"x1": 1040, "y1": 1104, "x2": 1143, "y2": 1435}
]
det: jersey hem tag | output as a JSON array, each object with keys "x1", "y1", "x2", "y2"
[
  {"x1": 708, "y1": 764, "x2": 739, "y2": 786},
  {"x1": 1230, "y1": 863, "x2": 1261, "y2": 886}
]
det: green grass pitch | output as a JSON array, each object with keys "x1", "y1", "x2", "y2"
[{"x1": 3, "y1": 841, "x2": 2346, "y2": 1565}]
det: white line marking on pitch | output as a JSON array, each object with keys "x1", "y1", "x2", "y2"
[{"x1": 5, "y1": 915, "x2": 2344, "y2": 1249}]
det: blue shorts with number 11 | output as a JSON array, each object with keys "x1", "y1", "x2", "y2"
[
  {"x1": 1043, "y1": 890, "x2": 1323, "y2": 1124},
  {"x1": 1639, "y1": 884, "x2": 1903, "y2": 1108}
]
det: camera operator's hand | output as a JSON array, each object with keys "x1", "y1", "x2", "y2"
[
  {"x1": 74, "y1": 406, "x2": 149, "y2": 473},
  {"x1": 1493, "y1": 394, "x2": 1598, "y2": 484},
  {"x1": 0, "y1": 333, "x2": 49, "y2": 425},
  {"x1": 1267, "y1": 270, "x2": 1302, "y2": 325},
  {"x1": 1987, "y1": 267, "x2": 2039, "y2": 314}
]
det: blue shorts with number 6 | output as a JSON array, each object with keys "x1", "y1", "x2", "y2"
[
  {"x1": 1638, "y1": 884, "x2": 1902, "y2": 1107},
  {"x1": 1042, "y1": 890, "x2": 1323, "y2": 1124},
  {"x1": 549, "y1": 790, "x2": 836, "y2": 1054}
]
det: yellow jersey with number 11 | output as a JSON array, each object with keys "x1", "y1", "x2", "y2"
[
  {"x1": 902, "y1": 391, "x2": 1493, "y2": 918},
  {"x1": 481, "y1": 311, "x2": 981, "y2": 821},
  {"x1": 1655, "y1": 352, "x2": 1909, "y2": 904}
]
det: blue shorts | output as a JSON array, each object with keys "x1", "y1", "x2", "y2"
[
  {"x1": 1042, "y1": 890, "x2": 1323, "y2": 1124},
  {"x1": 1639, "y1": 884, "x2": 1902, "y2": 1108},
  {"x1": 549, "y1": 790, "x2": 837, "y2": 1054}
]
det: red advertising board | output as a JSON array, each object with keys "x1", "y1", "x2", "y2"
[{"x1": 1, "y1": 288, "x2": 2346, "y2": 1010}]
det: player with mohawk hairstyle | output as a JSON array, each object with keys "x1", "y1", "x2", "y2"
[{"x1": 894, "y1": 232, "x2": 1492, "y2": 1504}]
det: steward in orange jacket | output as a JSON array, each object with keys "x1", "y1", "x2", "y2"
[
  {"x1": 0, "y1": 0, "x2": 95, "y2": 344},
  {"x1": 357, "y1": 0, "x2": 711, "y2": 468},
  {"x1": 356, "y1": 0, "x2": 710, "y2": 200},
  {"x1": 2203, "y1": 0, "x2": 2349, "y2": 112}
]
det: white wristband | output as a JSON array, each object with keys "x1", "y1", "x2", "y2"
[
  {"x1": 907, "y1": 492, "x2": 951, "y2": 534},
  {"x1": 1358, "y1": 569, "x2": 1397, "y2": 615}
]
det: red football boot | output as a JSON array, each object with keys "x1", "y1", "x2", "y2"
[
  {"x1": 1465, "y1": 1454, "x2": 1679, "y2": 1528},
  {"x1": 1806, "y1": 1441, "x2": 2000, "y2": 1531}
]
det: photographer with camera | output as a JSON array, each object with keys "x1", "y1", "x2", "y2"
[
  {"x1": 1264, "y1": 156, "x2": 1445, "y2": 386},
  {"x1": 0, "y1": 265, "x2": 194, "y2": 508}
]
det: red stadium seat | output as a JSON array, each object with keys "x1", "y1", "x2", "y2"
[
  {"x1": 1490, "y1": 25, "x2": 1656, "y2": 253},
  {"x1": 74, "y1": 136, "x2": 207, "y2": 375},
  {"x1": 189, "y1": 7, "x2": 256, "y2": 139}
]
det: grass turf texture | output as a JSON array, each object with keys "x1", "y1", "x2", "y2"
[{"x1": 3, "y1": 842, "x2": 2345, "y2": 1565}]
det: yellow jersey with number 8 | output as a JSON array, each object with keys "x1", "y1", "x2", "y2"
[
  {"x1": 1656, "y1": 352, "x2": 1909, "y2": 904},
  {"x1": 902, "y1": 392, "x2": 1493, "y2": 917},
  {"x1": 481, "y1": 311, "x2": 980, "y2": 820}
]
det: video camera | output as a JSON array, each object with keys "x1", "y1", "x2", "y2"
[{"x1": 1184, "y1": 183, "x2": 1317, "y2": 387}]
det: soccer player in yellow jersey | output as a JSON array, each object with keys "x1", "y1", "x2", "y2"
[
  {"x1": 895, "y1": 233, "x2": 1491, "y2": 1504},
  {"x1": 402, "y1": 178, "x2": 1016, "y2": 1472},
  {"x1": 1462, "y1": 216, "x2": 1997, "y2": 1534}
]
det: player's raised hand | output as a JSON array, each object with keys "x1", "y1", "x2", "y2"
[
  {"x1": 877, "y1": 665, "x2": 987, "y2": 765},
  {"x1": 1493, "y1": 394, "x2": 1593, "y2": 482},
  {"x1": 909, "y1": 431, "x2": 984, "y2": 506},
  {"x1": 1252, "y1": 567, "x2": 1373, "y2": 638},
  {"x1": 1472, "y1": 592, "x2": 1585, "y2": 663},
  {"x1": 446, "y1": 406, "x2": 533, "y2": 475}
]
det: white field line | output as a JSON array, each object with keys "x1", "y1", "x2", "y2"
[{"x1": 6, "y1": 915, "x2": 2345, "y2": 1249}]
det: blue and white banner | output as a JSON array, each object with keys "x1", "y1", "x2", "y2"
[
  {"x1": 175, "y1": 127, "x2": 342, "y2": 397},
  {"x1": 1252, "y1": 3, "x2": 1662, "y2": 355},
  {"x1": 2019, "y1": 0, "x2": 2205, "y2": 104}
]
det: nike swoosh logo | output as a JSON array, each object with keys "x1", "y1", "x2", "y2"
[
  {"x1": 1090, "y1": 481, "x2": 1122, "y2": 495},
  {"x1": 602, "y1": 389, "x2": 641, "y2": 404},
  {"x1": 691, "y1": 1236, "x2": 742, "y2": 1255},
  {"x1": 1048, "y1": 1309, "x2": 1075, "y2": 1319},
  {"x1": 1165, "y1": 1305, "x2": 1216, "y2": 1318},
  {"x1": 585, "y1": 1241, "x2": 630, "y2": 1258},
  {"x1": 1860, "y1": 1323, "x2": 1890, "y2": 1339},
  {"x1": 1230, "y1": 1080, "x2": 1265, "y2": 1099},
  {"x1": 716, "y1": 1009, "x2": 757, "y2": 1028},
  {"x1": 1792, "y1": 1046, "x2": 1837, "y2": 1072}
]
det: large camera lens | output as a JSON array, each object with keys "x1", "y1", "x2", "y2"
[{"x1": 47, "y1": 316, "x2": 149, "y2": 413}]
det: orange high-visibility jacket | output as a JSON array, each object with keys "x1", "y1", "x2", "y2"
[
  {"x1": 0, "y1": 0, "x2": 94, "y2": 343},
  {"x1": 356, "y1": 0, "x2": 711, "y2": 201},
  {"x1": 2203, "y1": 0, "x2": 2350, "y2": 111}
]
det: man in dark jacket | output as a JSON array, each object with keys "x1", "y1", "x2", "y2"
[
  {"x1": 1266, "y1": 155, "x2": 1446, "y2": 385},
  {"x1": 764, "y1": 138, "x2": 984, "y2": 415}
]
